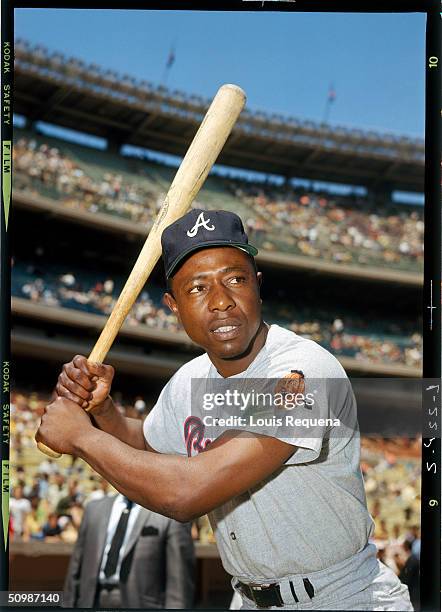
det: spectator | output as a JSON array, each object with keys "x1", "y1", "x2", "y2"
[
  {"x1": 47, "y1": 472, "x2": 68, "y2": 510},
  {"x1": 406, "y1": 525, "x2": 421, "y2": 560},
  {"x1": 38, "y1": 472, "x2": 50, "y2": 499},
  {"x1": 62, "y1": 494, "x2": 195, "y2": 609},
  {"x1": 399, "y1": 540, "x2": 420, "y2": 610},
  {"x1": 56, "y1": 479, "x2": 80, "y2": 516},
  {"x1": 38, "y1": 458, "x2": 60, "y2": 477},
  {"x1": 10, "y1": 485, "x2": 31, "y2": 539},
  {"x1": 22, "y1": 496, "x2": 45, "y2": 541},
  {"x1": 103, "y1": 278, "x2": 114, "y2": 294},
  {"x1": 87, "y1": 477, "x2": 113, "y2": 503},
  {"x1": 332, "y1": 318, "x2": 344, "y2": 333},
  {"x1": 42, "y1": 512, "x2": 63, "y2": 541},
  {"x1": 134, "y1": 397, "x2": 146, "y2": 416}
]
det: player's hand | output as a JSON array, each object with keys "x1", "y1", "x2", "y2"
[
  {"x1": 55, "y1": 355, "x2": 115, "y2": 415},
  {"x1": 37, "y1": 397, "x2": 94, "y2": 455}
]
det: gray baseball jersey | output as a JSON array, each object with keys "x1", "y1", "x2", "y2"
[{"x1": 143, "y1": 324, "x2": 374, "y2": 580}]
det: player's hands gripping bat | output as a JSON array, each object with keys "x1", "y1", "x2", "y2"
[{"x1": 36, "y1": 83, "x2": 247, "y2": 458}]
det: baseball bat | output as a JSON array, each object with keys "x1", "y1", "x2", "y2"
[{"x1": 36, "y1": 83, "x2": 246, "y2": 458}]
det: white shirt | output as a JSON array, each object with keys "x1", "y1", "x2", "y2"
[
  {"x1": 98, "y1": 495, "x2": 141, "y2": 585},
  {"x1": 86, "y1": 490, "x2": 114, "y2": 504},
  {"x1": 10, "y1": 497, "x2": 31, "y2": 536}
]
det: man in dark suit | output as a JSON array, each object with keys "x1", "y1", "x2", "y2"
[{"x1": 63, "y1": 493, "x2": 195, "y2": 608}]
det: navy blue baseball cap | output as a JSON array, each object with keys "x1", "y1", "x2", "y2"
[{"x1": 161, "y1": 208, "x2": 258, "y2": 278}]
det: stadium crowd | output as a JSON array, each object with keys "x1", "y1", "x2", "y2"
[
  {"x1": 13, "y1": 135, "x2": 424, "y2": 271},
  {"x1": 13, "y1": 262, "x2": 422, "y2": 368},
  {"x1": 9, "y1": 390, "x2": 421, "y2": 604},
  {"x1": 361, "y1": 437, "x2": 421, "y2": 608},
  {"x1": 13, "y1": 137, "x2": 158, "y2": 224},
  {"x1": 228, "y1": 178, "x2": 424, "y2": 270},
  {"x1": 9, "y1": 391, "x2": 214, "y2": 546}
]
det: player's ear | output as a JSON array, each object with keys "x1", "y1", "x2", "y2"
[
  {"x1": 164, "y1": 292, "x2": 179, "y2": 315},
  {"x1": 256, "y1": 271, "x2": 263, "y2": 304}
]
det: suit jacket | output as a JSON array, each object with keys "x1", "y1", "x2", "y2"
[{"x1": 63, "y1": 495, "x2": 195, "y2": 609}]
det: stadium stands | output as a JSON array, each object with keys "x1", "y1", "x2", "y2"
[
  {"x1": 10, "y1": 390, "x2": 220, "y2": 547},
  {"x1": 9, "y1": 390, "x2": 421, "y2": 575},
  {"x1": 227, "y1": 178, "x2": 423, "y2": 270},
  {"x1": 13, "y1": 132, "x2": 424, "y2": 272},
  {"x1": 361, "y1": 437, "x2": 421, "y2": 578},
  {"x1": 12, "y1": 261, "x2": 422, "y2": 368}
]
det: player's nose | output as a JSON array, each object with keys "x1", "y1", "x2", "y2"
[{"x1": 208, "y1": 284, "x2": 235, "y2": 312}]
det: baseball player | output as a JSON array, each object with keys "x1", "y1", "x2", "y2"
[{"x1": 38, "y1": 209, "x2": 413, "y2": 610}]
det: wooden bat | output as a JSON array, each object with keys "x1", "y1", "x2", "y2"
[{"x1": 36, "y1": 84, "x2": 246, "y2": 458}]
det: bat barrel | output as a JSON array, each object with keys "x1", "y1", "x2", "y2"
[{"x1": 88, "y1": 84, "x2": 246, "y2": 365}]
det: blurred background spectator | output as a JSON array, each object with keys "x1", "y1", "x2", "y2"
[
  {"x1": 10, "y1": 485, "x2": 31, "y2": 539},
  {"x1": 62, "y1": 494, "x2": 195, "y2": 608}
]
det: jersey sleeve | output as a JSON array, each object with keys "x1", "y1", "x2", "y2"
[
  {"x1": 239, "y1": 339, "x2": 352, "y2": 465},
  {"x1": 143, "y1": 378, "x2": 186, "y2": 455},
  {"x1": 203, "y1": 373, "x2": 342, "y2": 465},
  {"x1": 281, "y1": 344, "x2": 355, "y2": 465},
  {"x1": 281, "y1": 376, "x2": 330, "y2": 465}
]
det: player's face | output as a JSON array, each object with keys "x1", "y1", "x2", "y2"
[{"x1": 165, "y1": 247, "x2": 266, "y2": 376}]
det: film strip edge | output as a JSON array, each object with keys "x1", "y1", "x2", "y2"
[
  {"x1": 421, "y1": 3, "x2": 442, "y2": 611},
  {"x1": 1, "y1": 0, "x2": 13, "y2": 593}
]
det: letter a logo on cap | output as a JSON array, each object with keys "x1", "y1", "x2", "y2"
[{"x1": 186, "y1": 212, "x2": 215, "y2": 237}]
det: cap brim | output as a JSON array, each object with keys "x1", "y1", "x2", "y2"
[{"x1": 166, "y1": 241, "x2": 258, "y2": 278}]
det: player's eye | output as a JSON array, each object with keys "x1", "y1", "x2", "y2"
[
  {"x1": 229, "y1": 276, "x2": 246, "y2": 285},
  {"x1": 189, "y1": 285, "x2": 205, "y2": 294}
]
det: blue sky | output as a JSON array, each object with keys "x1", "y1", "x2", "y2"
[{"x1": 14, "y1": 9, "x2": 426, "y2": 138}]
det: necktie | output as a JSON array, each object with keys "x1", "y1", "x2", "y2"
[{"x1": 103, "y1": 498, "x2": 133, "y2": 578}]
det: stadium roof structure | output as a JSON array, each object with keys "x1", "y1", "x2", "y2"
[{"x1": 15, "y1": 40, "x2": 424, "y2": 192}]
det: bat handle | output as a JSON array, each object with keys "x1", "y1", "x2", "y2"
[
  {"x1": 37, "y1": 440, "x2": 62, "y2": 459},
  {"x1": 36, "y1": 352, "x2": 105, "y2": 458},
  {"x1": 36, "y1": 353, "x2": 105, "y2": 459}
]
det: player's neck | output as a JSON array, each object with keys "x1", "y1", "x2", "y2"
[{"x1": 209, "y1": 321, "x2": 269, "y2": 378}]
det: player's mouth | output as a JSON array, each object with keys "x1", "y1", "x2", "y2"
[{"x1": 210, "y1": 321, "x2": 242, "y2": 341}]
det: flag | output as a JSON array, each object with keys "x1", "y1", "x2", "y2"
[
  {"x1": 322, "y1": 83, "x2": 336, "y2": 123},
  {"x1": 328, "y1": 84, "x2": 336, "y2": 103},
  {"x1": 166, "y1": 47, "x2": 175, "y2": 69}
]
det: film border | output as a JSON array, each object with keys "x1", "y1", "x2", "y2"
[
  {"x1": 1, "y1": 0, "x2": 13, "y2": 594},
  {"x1": 0, "y1": 2, "x2": 440, "y2": 611},
  {"x1": 421, "y1": 4, "x2": 441, "y2": 611}
]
